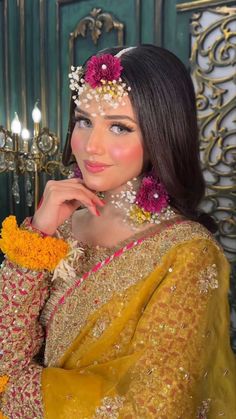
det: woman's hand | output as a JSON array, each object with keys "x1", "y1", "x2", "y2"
[{"x1": 31, "y1": 178, "x2": 105, "y2": 236}]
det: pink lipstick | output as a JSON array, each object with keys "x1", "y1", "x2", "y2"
[{"x1": 84, "y1": 160, "x2": 111, "y2": 173}]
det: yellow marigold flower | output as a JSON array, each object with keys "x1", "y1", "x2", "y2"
[
  {"x1": 129, "y1": 204, "x2": 151, "y2": 224},
  {"x1": 0, "y1": 375, "x2": 9, "y2": 393},
  {"x1": 0, "y1": 216, "x2": 69, "y2": 271}
]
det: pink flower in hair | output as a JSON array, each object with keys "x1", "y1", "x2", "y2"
[
  {"x1": 136, "y1": 175, "x2": 169, "y2": 213},
  {"x1": 85, "y1": 54, "x2": 123, "y2": 88}
]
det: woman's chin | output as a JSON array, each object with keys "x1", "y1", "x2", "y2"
[
  {"x1": 82, "y1": 176, "x2": 110, "y2": 192},
  {"x1": 82, "y1": 175, "x2": 122, "y2": 193}
]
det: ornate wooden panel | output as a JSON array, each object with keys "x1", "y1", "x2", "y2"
[{"x1": 177, "y1": 0, "x2": 236, "y2": 351}]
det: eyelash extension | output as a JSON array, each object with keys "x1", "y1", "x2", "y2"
[
  {"x1": 111, "y1": 122, "x2": 134, "y2": 132},
  {"x1": 72, "y1": 115, "x2": 90, "y2": 124},
  {"x1": 72, "y1": 115, "x2": 134, "y2": 133}
]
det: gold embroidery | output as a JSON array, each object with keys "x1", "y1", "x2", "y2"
[
  {"x1": 94, "y1": 396, "x2": 125, "y2": 418},
  {"x1": 90, "y1": 315, "x2": 111, "y2": 339},
  {"x1": 197, "y1": 398, "x2": 211, "y2": 418},
  {"x1": 198, "y1": 264, "x2": 218, "y2": 294},
  {"x1": 42, "y1": 221, "x2": 219, "y2": 367}
]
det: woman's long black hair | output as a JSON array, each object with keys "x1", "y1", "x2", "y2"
[{"x1": 63, "y1": 44, "x2": 216, "y2": 232}]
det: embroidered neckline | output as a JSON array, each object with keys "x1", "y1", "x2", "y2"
[{"x1": 46, "y1": 218, "x2": 189, "y2": 332}]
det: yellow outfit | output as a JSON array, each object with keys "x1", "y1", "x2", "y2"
[{"x1": 1, "y1": 219, "x2": 236, "y2": 418}]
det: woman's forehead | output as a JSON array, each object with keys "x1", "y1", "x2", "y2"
[{"x1": 75, "y1": 95, "x2": 136, "y2": 120}]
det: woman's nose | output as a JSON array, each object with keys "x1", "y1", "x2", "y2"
[{"x1": 85, "y1": 127, "x2": 104, "y2": 155}]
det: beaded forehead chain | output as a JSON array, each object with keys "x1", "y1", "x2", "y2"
[{"x1": 69, "y1": 47, "x2": 135, "y2": 116}]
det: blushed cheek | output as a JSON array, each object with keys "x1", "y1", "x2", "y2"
[
  {"x1": 110, "y1": 143, "x2": 143, "y2": 166},
  {"x1": 71, "y1": 132, "x2": 83, "y2": 154}
]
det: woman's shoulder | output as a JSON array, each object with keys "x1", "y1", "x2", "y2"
[
  {"x1": 55, "y1": 215, "x2": 225, "y2": 268},
  {"x1": 141, "y1": 218, "x2": 225, "y2": 263}
]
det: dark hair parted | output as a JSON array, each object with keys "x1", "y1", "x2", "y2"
[{"x1": 63, "y1": 44, "x2": 216, "y2": 232}]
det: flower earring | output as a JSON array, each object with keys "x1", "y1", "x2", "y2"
[
  {"x1": 129, "y1": 172, "x2": 174, "y2": 225},
  {"x1": 111, "y1": 171, "x2": 175, "y2": 227}
]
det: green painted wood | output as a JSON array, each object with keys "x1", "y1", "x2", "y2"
[
  {"x1": 8, "y1": 0, "x2": 21, "y2": 122},
  {"x1": 25, "y1": 0, "x2": 41, "y2": 131},
  {"x1": 0, "y1": 0, "x2": 6, "y2": 126},
  {"x1": 46, "y1": 0, "x2": 58, "y2": 134}
]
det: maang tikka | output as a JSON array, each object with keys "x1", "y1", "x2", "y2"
[{"x1": 69, "y1": 53, "x2": 131, "y2": 116}]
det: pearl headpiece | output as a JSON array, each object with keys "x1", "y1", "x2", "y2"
[{"x1": 69, "y1": 50, "x2": 134, "y2": 115}]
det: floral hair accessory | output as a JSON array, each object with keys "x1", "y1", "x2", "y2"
[
  {"x1": 84, "y1": 54, "x2": 123, "y2": 88},
  {"x1": 69, "y1": 53, "x2": 131, "y2": 115}
]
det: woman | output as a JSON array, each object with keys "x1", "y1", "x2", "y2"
[{"x1": 0, "y1": 45, "x2": 235, "y2": 418}]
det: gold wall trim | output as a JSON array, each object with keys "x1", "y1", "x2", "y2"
[
  {"x1": 4, "y1": 0, "x2": 10, "y2": 129},
  {"x1": 39, "y1": 0, "x2": 47, "y2": 126},
  {"x1": 19, "y1": 0, "x2": 27, "y2": 127},
  {"x1": 177, "y1": 0, "x2": 236, "y2": 12},
  {"x1": 69, "y1": 8, "x2": 124, "y2": 66}
]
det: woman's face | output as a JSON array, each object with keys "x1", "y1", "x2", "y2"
[{"x1": 71, "y1": 96, "x2": 144, "y2": 192}]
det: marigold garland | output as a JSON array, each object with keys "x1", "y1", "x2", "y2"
[
  {"x1": 0, "y1": 375, "x2": 9, "y2": 394},
  {"x1": 0, "y1": 375, "x2": 9, "y2": 418},
  {"x1": 0, "y1": 216, "x2": 69, "y2": 271}
]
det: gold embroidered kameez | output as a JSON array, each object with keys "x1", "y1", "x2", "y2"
[{"x1": 1, "y1": 219, "x2": 236, "y2": 418}]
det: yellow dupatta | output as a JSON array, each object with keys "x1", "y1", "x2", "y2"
[{"x1": 42, "y1": 222, "x2": 236, "y2": 418}]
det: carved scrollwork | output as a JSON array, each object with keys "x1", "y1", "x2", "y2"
[
  {"x1": 69, "y1": 8, "x2": 124, "y2": 65},
  {"x1": 190, "y1": 6, "x2": 236, "y2": 262}
]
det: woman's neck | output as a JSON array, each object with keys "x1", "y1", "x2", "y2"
[
  {"x1": 72, "y1": 175, "x2": 178, "y2": 248},
  {"x1": 99, "y1": 176, "x2": 142, "y2": 221}
]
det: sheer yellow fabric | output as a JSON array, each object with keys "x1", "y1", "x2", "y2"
[{"x1": 42, "y1": 238, "x2": 236, "y2": 418}]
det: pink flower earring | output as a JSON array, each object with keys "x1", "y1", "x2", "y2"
[
  {"x1": 73, "y1": 165, "x2": 83, "y2": 179},
  {"x1": 136, "y1": 172, "x2": 169, "y2": 214},
  {"x1": 111, "y1": 170, "x2": 175, "y2": 227}
]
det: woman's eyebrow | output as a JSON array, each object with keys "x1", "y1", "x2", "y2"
[
  {"x1": 104, "y1": 115, "x2": 137, "y2": 124},
  {"x1": 75, "y1": 108, "x2": 90, "y2": 117},
  {"x1": 75, "y1": 107, "x2": 137, "y2": 124}
]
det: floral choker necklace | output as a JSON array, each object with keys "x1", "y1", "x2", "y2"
[
  {"x1": 110, "y1": 174, "x2": 175, "y2": 228},
  {"x1": 73, "y1": 167, "x2": 176, "y2": 228}
]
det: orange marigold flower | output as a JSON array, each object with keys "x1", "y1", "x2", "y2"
[
  {"x1": 0, "y1": 375, "x2": 9, "y2": 393},
  {"x1": 0, "y1": 412, "x2": 8, "y2": 419},
  {"x1": 0, "y1": 216, "x2": 69, "y2": 271}
]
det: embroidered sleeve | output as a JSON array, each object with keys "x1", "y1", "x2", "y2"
[{"x1": 0, "y1": 258, "x2": 51, "y2": 418}]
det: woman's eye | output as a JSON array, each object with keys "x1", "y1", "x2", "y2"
[
  {"x1": 110, "y1": 124, "x2": 133, "y2": 135},
  {"x1": 75, "y1": 117, "x2": 92, "y2": 128}
]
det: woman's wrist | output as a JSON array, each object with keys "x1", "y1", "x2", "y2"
[
  {"x1": 23, "y1": 217, "x2": 50, "y2": 237},
  {"x1": 29, "y1": 215, "x2": 58, "y2": 237}
]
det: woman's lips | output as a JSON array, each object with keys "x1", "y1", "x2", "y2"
[{"x1": 84, "y1": 160, "x2": 111, "y2": 173}]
